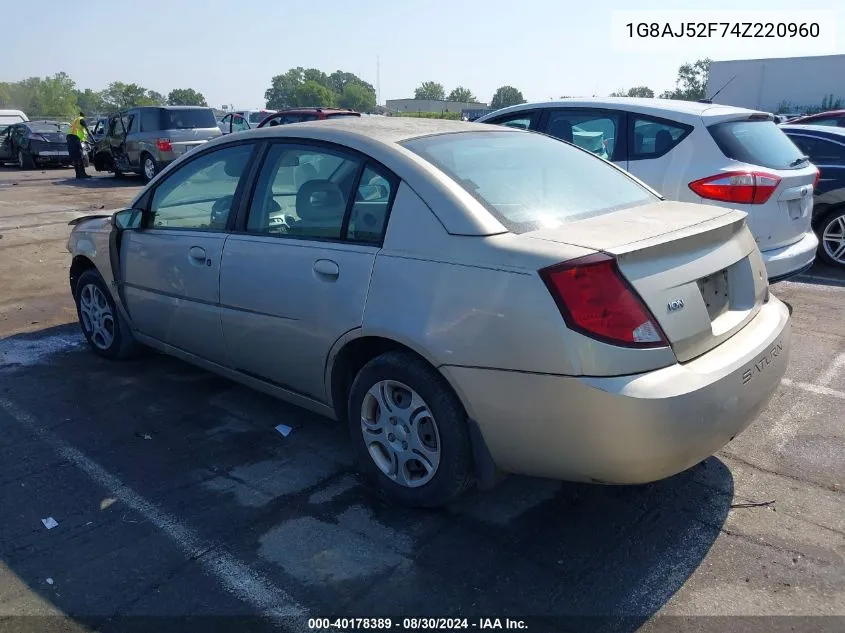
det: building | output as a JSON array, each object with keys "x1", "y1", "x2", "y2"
[
  {"x1": 385, "y1": 98, "x2": 488, "y2": 115},
  {"x1": 706, "y1": 54, "x2": 845, "y2": 113}
]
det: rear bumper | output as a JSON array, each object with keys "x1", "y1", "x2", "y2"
[
  {"x1": 442, "y1": 297, "x2": 790, "y2": 484},
  {"x1": 761, "y1": 230, "x2": 818, "y2": 282}
]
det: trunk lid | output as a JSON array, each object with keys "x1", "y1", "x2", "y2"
[{"x1": 526, "y1": 201, "x2": 768, "y2": 362}]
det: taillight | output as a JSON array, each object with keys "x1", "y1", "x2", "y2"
[
  {"x1": 689, "y1": 171, "x2": 781, "y2": 205},
  {"x1": 813, "y1": 167, "x2": 820, "y2": 190},
  {"x1": 156, "y1": 138, "x2": 172, "y2": 152},
  {"x1": 539, "y1": 253, "x2": 668, "y2": 348}
]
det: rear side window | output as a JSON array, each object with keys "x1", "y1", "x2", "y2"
[
  {"x1": 140, "y1": 110, "x2": 160, "y2": 132},
  {"x1": 708, "y1": 119, "x2": 807, "y2": 170},
  {"x1": 630, "y1": 116, "x2": 692, "y2": 159},
  {"x1": 402, "y1": 131, "x2": 656, "y2": 234},
  {"x1": 787, "y1": 134, "x2": 845, "y2": 164},
  {"x1": 326, "y1": 112, "x2": 361, "y2": 119},
  {"x1": 485, "y1": 111, "x2": 539, "y2": 130},
  {"x1": 544, "y1": 110, "x2": 622, "y2": 161},
  {"x1": 160, "y1": 108, "x2": 217, "y2": 130}
]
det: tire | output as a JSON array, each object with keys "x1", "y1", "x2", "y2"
[
  {"x1": 74, "y1": 269, "x2": 138, "y2": 360},
  {"x1": 141, "y1": 153, "x2": 158, "y2": 182},
  {"x1": 817, "y1": 207, "x2": 845, "y2": 268},
  {"x1": 347, "y1": 351, "x2": 475, "y2": 507},
  {"x1": 18, "y1": 149, "x2": 35, "y2": 170}
]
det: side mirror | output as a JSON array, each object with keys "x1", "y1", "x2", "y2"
[{"x1": 113, "y1": 208, "x2": 144, "y2": 231}]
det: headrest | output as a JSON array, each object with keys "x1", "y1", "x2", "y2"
[{"x1": 295, "y1": 179, "x2": 346, "y2": 222}]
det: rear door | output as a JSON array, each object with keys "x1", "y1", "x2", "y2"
[
  {"x1": 625, "y1": 113, "x2": 694, "y2": 193},
  {"x1": 0, "y1": 127, "x2": 13, "y2": 161},
  {"x1": 538, "y1": 108, "x2": 628, "y2": 169},
  {"x1": 120, "y1": 141, "x2": 258, "y2": 364},
  {"x1": 219, "y1": 141, "x2": 397, "y2": 401}
]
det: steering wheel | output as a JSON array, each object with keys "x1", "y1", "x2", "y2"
[{"x1": 210, "y1": 194, "x2": 234, "y2": 228}]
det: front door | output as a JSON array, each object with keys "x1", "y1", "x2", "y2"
[
  {"x1": 219, "y1": 141, "x2": 397, "y2": 401},
  {"x1": 123, "y1": 110, "x2": 142, "y2": 168},
  {"x1": 120, "y1": 141, "x2": 257, "y2": 364},
  {"x1": 108, "y1": 113, "x2": 132, "y2": 170}
]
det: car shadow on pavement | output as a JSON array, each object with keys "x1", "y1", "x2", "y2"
[
  {"x1": 0, "y1": 325, "x2": 733, "y2": 631},
  {"x1": 53, "y1": 175, "x2": 142, "y2": 188}
]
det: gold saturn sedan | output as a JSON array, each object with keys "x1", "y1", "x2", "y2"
[{"x1": 66, "y1": 117, "x2": 791, "y2": 507}]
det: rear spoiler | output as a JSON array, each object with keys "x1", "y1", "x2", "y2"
[{"x1": 68, "y1": 214, "x2": 110, "y2": 226}]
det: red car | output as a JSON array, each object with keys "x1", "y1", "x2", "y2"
[
  {"x1": 257, "y1": 108, "x2": 361, "y2": 127},
  {"x1": 786, "y1": 110, "x2": 845, "y2": 128}
]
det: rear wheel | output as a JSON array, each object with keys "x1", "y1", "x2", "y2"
[
  {"x1": 818, "y1": 208, "x2": 845, "y2": 267},
  {"x1": 18, "y1": 149, "x2": 35, "y2": 170},
  {"x1": 347, "y1": 351, "x2": 475, "y2": 507},
  {"x1": 141, "y1": 153, "x2": 158, "y2": 182}
]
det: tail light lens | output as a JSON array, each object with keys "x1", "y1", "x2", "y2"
[
  {"x1": 156, "y1": 138, "x2": 173, "y2": 152},
  {"x1": 813, "y1": 167, "x2": 820, "y2": 190},
  {"x1": 539, "y1": 253, "x2": 668, "y2": 348},
  {"x1": 689, "y1": 171, "x2": 781, "y2": 205}
]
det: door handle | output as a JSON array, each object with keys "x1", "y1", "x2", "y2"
[
  {"x1": 189, "y1": 246, "x2": 210, "y2": 266},
  {"x1": 313, "y1": 259, "x2": 339, "y2": 279}
]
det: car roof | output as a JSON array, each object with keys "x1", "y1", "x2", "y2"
[
  {"x1": 478, "y1": 97, "x2": 766, "y2": 122},
  {"x1": 270, "y1": 107, "x2": 359, "y2": 114},
  {"x1": 792, "y1": 110, "x2": 845, "y2": 119},
  {"x1": 780, "y1": 124, "x2": 845, "y2": 138}
]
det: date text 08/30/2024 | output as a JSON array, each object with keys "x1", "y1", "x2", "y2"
[{"x1": 308, "y1": 618, "x2": 528, "y2": 630}]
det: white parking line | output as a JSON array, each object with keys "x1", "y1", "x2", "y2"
[
  {"x1": 781, "y1": 379, "x2": 845, "y2": 400},
  {"x1": 795, "y1": 273, "x2": 845, "y2": 286},
  {"x1": 0, "y1": 398, "x2": 308, "y2": 628}
]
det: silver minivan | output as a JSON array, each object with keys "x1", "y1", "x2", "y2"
[{"x1": 93, "y1": 106, "x2": 221, "y2": 182}]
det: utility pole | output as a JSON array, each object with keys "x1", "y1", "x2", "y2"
[{"x1": 377, "y1": 55, "x2": 381, "y2": 106}]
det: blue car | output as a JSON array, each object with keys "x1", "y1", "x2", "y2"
[{"x1": 781, "y1": 124, "x2": 845, "y2": 267}]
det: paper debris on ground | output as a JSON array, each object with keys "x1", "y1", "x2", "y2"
[
  {"x1": 41, "y1": 517, "x2": 59, "y2": 530},
  {"x1": 274, "y1": 424, "x2": 293, "y2": 437},
  {"x1": 46, "y1": 578, "x2": 54, "y2": 585}
]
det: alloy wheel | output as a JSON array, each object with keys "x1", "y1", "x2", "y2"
[
  {"x1": 822, "y1": 214, "x2": 845, "y2": 265},
  {"x1": 78, "y1": 283, "x2": 115, "y2": 350}
]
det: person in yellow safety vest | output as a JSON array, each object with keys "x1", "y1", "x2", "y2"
[{"x1": 66, "y1": 112, "x2": 91, "y2": 179}]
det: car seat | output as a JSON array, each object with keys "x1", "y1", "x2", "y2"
[{"x1": 290, "y1": 179, "x2": 346, "y2": 238}]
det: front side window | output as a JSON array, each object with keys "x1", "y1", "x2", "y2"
[
  {"x1": 402, "y1": 130, "x2": 656, "y2": 234},
  {"x1": 231, "y1": 114, "x2": 250, "y2": 132},
  {"x1": 149, "y1": 143, "x2": 254, "y2": 230},
  {"x1": 630, "y1": 116, "x2": 692, "y2": 159},
  {"x1": 544, "y1": 110, "x2": 621, "y2": 160},
  {"x1": 246, "y1": 144, "x2": 360, "y2": 239}
]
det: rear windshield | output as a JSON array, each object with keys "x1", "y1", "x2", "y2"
[
  {"x1": 249, "y1": 111, "x2": 271, "y2": 123},
  {"x1": 0, "y1": 114, "x2": 25, "y2": 124},
  {"x1": 29, "y1": 122, "x2": 67, "y2": 133},
  {"x1": 401, "y1": 130, "x2": 656, "y2": 233},
  {"x1": 159, "y1": 108, "x2": 217, "y2": 130},
  {"x1": 708, "y1": 119, "x2": 808, "y2": 170}
]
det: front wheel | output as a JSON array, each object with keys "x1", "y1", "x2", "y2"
[
  {"x1": 818, "y1": 208, "x2": 845, "y2": 267},
  {"x1": 74, "y1": 269, "x2": 137, "y2": 359},
  {"x1": 347, "y1": 351, "x2": 475, "y2": 507}
]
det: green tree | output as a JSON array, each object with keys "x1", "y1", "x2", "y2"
[
  {"x1": 265, "y1": 67, "x2": 307, "y2": 109},
  {"x1": 660, "y1": 58, "x2": 712, "y2": 100},
  {"x1": 447, "y1": 86, "x2": 476, "y2": 103},
  {"x1": 293, "y1": 80, "x2": 336, "y2": 107},
  {"x1": 167, "y1": 88, "x2": 208, "y2": 106},
  {"x1": 414, "y1": 81, "x2": 445, "y2": 100},
  {"x1": 102, "y1": 82, "x2": 159, "y2": 110},
  {"x1": 339, "y1": 83, "x2": 376, "y2": 112},
  {"x1": 610, "y1": 86, "x2": 655, "y2": 98},
  {"x1": 75, "y1": 89, "x2": 105, "y2": 115},
  {"x1": 328, "y1": 71, "x2": 375, "y2": 98},
  {"x1": 17, "y1": 73, "x2": 78, "y2": 118},
  {"x1": 491, "y1": 85, "x2": 525, "y2": 109}
]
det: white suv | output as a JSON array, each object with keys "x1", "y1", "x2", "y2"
[{"x1": 476, "y1": 98, "x2": 820, "y2": 282}]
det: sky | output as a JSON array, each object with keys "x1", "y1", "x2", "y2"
[{"x1": 4, "y1": 0, "x2": 844, "y2": 110}]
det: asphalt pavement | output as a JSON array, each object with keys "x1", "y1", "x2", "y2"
[{"x1": 0, "y1": 167, "x2": 843, "y2": 633}]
